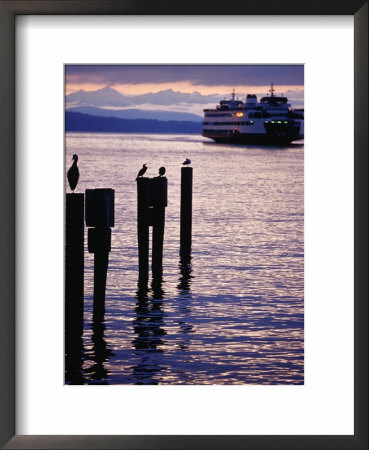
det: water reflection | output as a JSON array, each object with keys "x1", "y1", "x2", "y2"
[
  {"x1": 176, "y1": 252, "x2": 195, "y2": 350},
  {"x1": 65, "y1": 332, "x2": 85, "y2": 385},
  {"x1": 84, "y1": 320, "x2": 114, "y2": 383},
  {"x1": 177, "y1": 251, "x2": 193, "y2": 295},
  {"x1": 151, "y1": 277, "x2": 165, "y2": 300},
  {"x1": 81, "y1": 299, "x2": 114, "y2": 384},
  {"x1": 131, "y1": 280, "x2": 167, "y2": 384},
  {"x1": 65, "y1": 285, "x2": 85, "y2": 384}
]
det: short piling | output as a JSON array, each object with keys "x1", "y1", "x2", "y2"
[
  {"x1": 137, "y1": 178, "x2": 150, "y2": 283},
  {"x1": 151, "y1": 177, "x2": 167, "y2": 280},
  {"x1": 65, "y1": 193, "x2": 84, "y2": 337},
  {"x1": 180, "y1": 166, "x2": 193, "y2": 254},
  {"x1": 86, "y1": 188, "x2": 114, "y2": 321}
]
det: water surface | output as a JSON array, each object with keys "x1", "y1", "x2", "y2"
[{"x1": 65, "y1": 132, "x2": 304, "y2": 385}]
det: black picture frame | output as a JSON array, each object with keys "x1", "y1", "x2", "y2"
[{"x1": 0, "y1": 1, "x2": 367, "y2": 449}]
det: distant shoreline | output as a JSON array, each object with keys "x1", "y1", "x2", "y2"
[{"x1": 65, "y1": 111, "x2": 202, "y2": 134}]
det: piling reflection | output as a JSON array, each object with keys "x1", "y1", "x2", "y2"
[
  {"x1": 87, "y1": 320, "x2": 114, "y2": 382},
  {"x1": 178, "y1": 251, "x2": 193, "y2": 294},
  {"x1": 176, "y1": 251, "x2": 195, "y2": 350},
  {"x1": 131, "y1": 279, "x2": 167, "y2": 384},
  {"x1": 65, "y1": 297, "x2": 85, "y2": 384},
  {"x1": 82, "y1": 305, "x2": 114, "y2": 383},
  {"x1": 65, "y1": 332, "x2": 85, "y2": 385},
  {"x1": 151, "y1": 276, "x2": 165, "y2": 300}
]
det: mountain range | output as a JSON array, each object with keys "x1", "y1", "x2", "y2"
[{"x1": 66, "y1": 86, "x2": 219, "y2": 108}]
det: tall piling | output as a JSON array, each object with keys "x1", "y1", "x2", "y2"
[
  {"x1": 180, "y1": 166, "x2": 193, "y2": 254},
  {"x1": 86, "y1": 188, "x2": 114, "y2": 322},
  {"x1": 137, "y1": 178, "x2": 150, "y2": 284},
  {"x1": 151, "y1": 177, "x2": 167, "y2": 280},
  {"x1": 65, "y1": 193, "x2": 84, "y2": 337}
]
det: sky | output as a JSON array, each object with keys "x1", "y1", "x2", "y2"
[{"x1": 65, "y1": 65, "x2": 304, "y2": 115}]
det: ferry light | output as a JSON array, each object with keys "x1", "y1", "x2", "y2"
[{"x1": 235, "y1": 112, "x2": 244, "y2": 117}]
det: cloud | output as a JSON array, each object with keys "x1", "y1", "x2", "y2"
[{"x1": 66, "y1": 65, "x2": 304, "y2": 88}]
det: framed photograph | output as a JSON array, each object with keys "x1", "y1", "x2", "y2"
[{"x1": 0, "y1": 1, "x2": 367, "y2": 449}]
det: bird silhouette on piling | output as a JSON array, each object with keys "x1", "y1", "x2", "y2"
[
  {"x1": 182, "y1": 158, "x2": 191, "y2": 166},
  {"x1": 67, "y1": 154, "x2": 79, "y2": 192},
  {"x1": 158, "y1": 167, "x2": 166, "y2": 177},
  {"x1": 135, "y1": 164, "x2": 147, "y2": 181}
]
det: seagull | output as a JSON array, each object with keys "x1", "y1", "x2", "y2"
[
  {"x1": 158, "y1": 166, "x2": 166, "y2": 177},
  {"x1": 67, "y1": 154, "x2": 79, "y2": 192},
  {"x1": 182, "y1": 158, "x2": 191, "y2": 165},
  {"x1": 135, "y1": 164, "x2": 147, "y2": 181}
]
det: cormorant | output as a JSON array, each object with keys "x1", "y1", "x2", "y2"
[
  {"x1": 67, "y1": 154, "x2": 79, "y2": 192},
  {"x1": 135, "y1": 164, "x2": 147, "y2": 181},
  {"x1": 182, "y1": 158, "x2": 191, "y2": 165},
  {"x1": 158, "y1": 166, "x2": 166, "y2": 177}
]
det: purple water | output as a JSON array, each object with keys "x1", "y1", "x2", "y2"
[{"x1": 65, "y1": 132, "x2": 304, "y2": 384}]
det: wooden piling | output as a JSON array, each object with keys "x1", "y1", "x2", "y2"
[
  {"x1": 180, "y1": 167, "x2": 193, "y2": 254},
  {"x1": 137, "y1": 178, "x2": 150, "y2": 283},
  {"x1": 86, "y1": 189, "x2": 114, "y2": 321},
  {"x1": 85, "y1": 188, "x2": 114, "y2": 229},
  {"x1": 65, "y1": 193, "x2": 84, "y2": 336},
  {"x1": 151, "y1": 177, "x2": 167, "y2": 280},
  {"x1": 89, "y1": 227, "x2": 111, "y2": 321}
]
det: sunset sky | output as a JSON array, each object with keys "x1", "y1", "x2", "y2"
[{"x1": 66, "y1": 65, "x2": 304, "y2": 115}]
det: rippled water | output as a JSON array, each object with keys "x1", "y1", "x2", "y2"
[{"x1": 65, "y1": 132, "x2": 304, "y2": 385}]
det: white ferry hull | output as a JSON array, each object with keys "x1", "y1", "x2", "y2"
[
  {"x1": 202, "y1": 130, "x2": 301, "y2": 145},
  {"x1": 203, "y1": 119, "x2": 302, "y2": 144}
]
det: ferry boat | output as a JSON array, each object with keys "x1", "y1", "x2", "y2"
[{"x1": 202, "y1": 84, "x2": 304, "y2": 144}]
